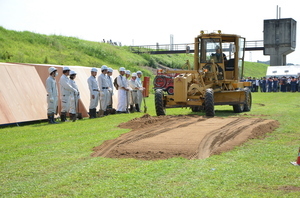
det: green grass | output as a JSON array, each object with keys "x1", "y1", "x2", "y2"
[{"x1": 1, "y1": 92, "x2": 300, "y2": 197}]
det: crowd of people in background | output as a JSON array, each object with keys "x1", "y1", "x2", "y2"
[
  {"x1": 102, "y1": 39, "x2": 122, "y2": 47},
  {"x1": 46, "y1": 66, "x2": 144, "y2": 124},
  {"x1": 241, "y1": 76, "x2": 300, "y2": 92}
]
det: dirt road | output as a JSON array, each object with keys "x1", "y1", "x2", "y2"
[{"x1": 92, "y1": 114, "x2": 279, "y2": 160}]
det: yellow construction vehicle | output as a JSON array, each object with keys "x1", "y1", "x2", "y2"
[{"x1": 155, "y1": 30, "x2": 252, "y2": 117}]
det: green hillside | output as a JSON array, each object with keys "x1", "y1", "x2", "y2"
[
  {"x1": 0, "y1": 26, "x2": 152, "y2": 76},
  {"x1": 243, "y1": 61, "x2": 269, "y2": 78},
  {"x1": 0, "y1": 26, "x2": 268, "y2": 77}
]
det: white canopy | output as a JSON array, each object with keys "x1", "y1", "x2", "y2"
[{"x1": 266, "y1": 66, "x2": 300, "y2": 78}]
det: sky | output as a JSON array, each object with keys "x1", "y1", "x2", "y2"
[{"x1": 0, "y1": 0, "x2": 299, "y2": 64}]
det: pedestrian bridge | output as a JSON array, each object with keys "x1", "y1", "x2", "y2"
[{"x1": 130, "y1": 40, "x2": 264, "y2": 54}]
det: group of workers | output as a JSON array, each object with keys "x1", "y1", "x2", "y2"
[{"x1": 46, "y1": 66, "x2": 144, "y2": 124}]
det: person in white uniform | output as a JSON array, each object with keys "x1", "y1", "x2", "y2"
[
  {"x1": 107, "y1": 67, "x2": 114, "y2": 113},
  {"x1": 68, "y1": 70, "x2": 80, "y2": 122},
  {"x1": 116, "y1": 67, "x2": 129, "y2": 113},
  {"x1": 97, "y1": 65, "x2": 110, "y2": 117},
  {"x1": 87, "y1": 68, "x2": 99, "y2": 118},
  {"x1": 59, "y1": 66, "x2": 78, "y2": 122},
  {"x1": 128, "y1": 73, "x2": 141, "y2": 112},
  {"x1": 125, "y1": 70, "x2": 131, "y2": 79},
  {"x1": 46, "y1": 67, "x2": 59, "y2": 124},
  {"x1": 125, "y1": 70, "x2": 132, "y2": 111},
  {"x1": 136, "y1": 71, "x2": 144, "y2": 112}
]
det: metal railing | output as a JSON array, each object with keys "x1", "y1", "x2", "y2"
[
  {"x1": 245, "y1": 40, "x2": 264, "y2": 50},
  {"x1": 130, "y1": 40, "x2": 264, "y2": 54}
]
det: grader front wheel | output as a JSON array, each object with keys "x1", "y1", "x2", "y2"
[
  {"x1": 155, "y1": 89, "x2": 166, "y2": 116},
  {"x1": 205, "y1": 89, "x2": 215, "y2": 117}
]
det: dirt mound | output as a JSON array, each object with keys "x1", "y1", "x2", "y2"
[{"x1": 92, "y1": 114, "x2": 279, "y2": 160}]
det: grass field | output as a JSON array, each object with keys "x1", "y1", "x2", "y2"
[{"x1": 1, "y1": 92, "x2": 300, "y2": 197}]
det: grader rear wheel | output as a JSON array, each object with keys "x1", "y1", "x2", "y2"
[
  {"x1": 233, "y1": 104, "x2": 244, "y2": 113},
  {"x1": 243, "y1": 88, "x2": 252, "y2": 112},
  {"x1": 205, "y1": 89, "x2": 215, "y2": 117},
  {"x1": 155, "y1": 89, "x2": 166, "y2": 116}
]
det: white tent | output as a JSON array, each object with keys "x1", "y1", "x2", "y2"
[{"x1": 266, "y1": 66, "x2": 300, "y2": 77}]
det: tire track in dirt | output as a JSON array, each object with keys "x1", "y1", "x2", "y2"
[
  {"x1": 92, "y1": 116, "x2": 197, "y2": 157},
  {"x1": 92, "y1": 115, "x2": 280, "y2": 160},
  {"x1": 194, "y1": 118, "x2": 264, "y2": 159}
]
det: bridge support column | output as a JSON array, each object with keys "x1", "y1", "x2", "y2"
[{"x1": 263, "y1": 18, "x2": 296, "y2": 66}]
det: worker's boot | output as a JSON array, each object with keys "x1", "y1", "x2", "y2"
[
  {"x1": 98, "y1": 110, "x2": 104, "y2": 117},
  {"x1": 129, "y1": 105, "x2": 135, "y2": 113},
  {"x1": 89, "y1": 109, "x2": 92, "y2": 119},
  {"x1": 73, "y1": 114, "x2": 77, "y2": 122},
  {"x1": 48, "y1": 114, "x2": 54, "y2": 124},
  {"x1": 135, "y1": 104, "x2": 140, "y2": 112},
  {"x1": 70, "y1": 114, "x2": 76, "y2": 122},
  {"x1": 104, "y1": 110, "x2": 108, "y2": 116},
  {"x1": 60, "y1": 112, "x2": 66, "y2": 122},
  {"x1": 89, "y1": 109, "x2": 94, "y2": 119},
  {"x1": 92, "y1": 109, "x2": 97, "y2": 118},
  {"x1": 51, "y1": 115, "x2": 58, "y2": 124}
]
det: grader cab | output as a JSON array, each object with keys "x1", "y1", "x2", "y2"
[{"x1": 155, "y1": 31, "x2": 252, "y2": 117}]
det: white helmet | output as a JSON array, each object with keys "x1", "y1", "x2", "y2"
[
  {"x1": 125, "y1": 70, "x2": 131, "y2": 75},
  {"x1": 136, "y1": 71, "x2": 143, "y2": 75},
  {"x1": 70, "y1": 70, "x2": 77, "y2": 75},
  {"x1": 131, "y1": 72, "x2": 137, "y2": 77},
  {"x1": 48, "y1": 67, "x2": 57, "y2": 74},
  {"x1": 91, "y1": 68, "x2": 98, "y2": 72},
  {"x1": 108, "y1": 67, "x2": 113, "y2": 73},
  {"x1": 119, "y1": 67, "x2": 126, "y2": 72},
  {"x1": 63, "y1": 66, "x2": 70, "y2": 71},
  {"x1": 101, "y1": 65, "x2": 108, "y2": 71}
]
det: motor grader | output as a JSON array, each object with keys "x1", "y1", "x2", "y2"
[{"x1": 155, "y1": 30, "x2": 252, "y2": 117}]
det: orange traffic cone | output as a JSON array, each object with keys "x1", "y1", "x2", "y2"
[{"x1": 290, "y1": 147, "x2": 300, "y2": 166}]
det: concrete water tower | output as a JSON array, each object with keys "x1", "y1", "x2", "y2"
[{"x1": 264, "y1": 17, "x2": 297, "y2": 66}]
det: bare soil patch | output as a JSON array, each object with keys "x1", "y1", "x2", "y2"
[
  {"x1": 92, "y1": 114, "x2": 279, "y2": 160},
  {"x1": 278, "y1": 186, "x2": 300, "y2": 191}
]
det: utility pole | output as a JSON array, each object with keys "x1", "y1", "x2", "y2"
[{"x1": 170, "y1": 34, "x2": 174, "y2": 51}]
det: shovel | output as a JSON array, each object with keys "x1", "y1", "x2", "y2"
[{"x1": 143, "y1": 97, "x2": 147, "y2": 113}]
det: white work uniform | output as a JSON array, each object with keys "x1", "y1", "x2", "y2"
[
  {"x1": 97, "y1": 73, "x2": 110, "y2": 111},
  {"x1": 46, "y1": 76, "x2": 58, "y2": 114},
  {"x1": 117, "y1": 75, "x2": 128, "y2": 112},
  {"x1": 128, "y1": 78, "x2": 140, "y2": 105},
  {"x1": 87, "y1": 75, "x2": 99, "y2": 109},
  {"x1": 69, "y1": 79, "x2": 80, "y2": 114},
  {"x1": 107, "y1": 75, "x2": 114, "y2": 106},
  {"x1": 59, "y1": 74, "x2": 77, "y2": 113},
  {"x1": 136, "y1": 76, "x2": 143, "y2": 108}
]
